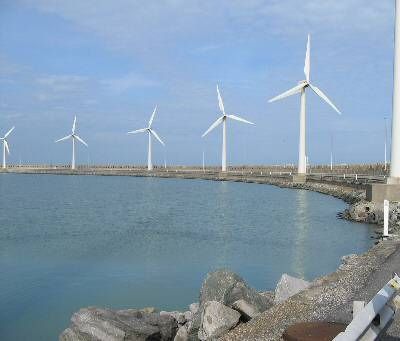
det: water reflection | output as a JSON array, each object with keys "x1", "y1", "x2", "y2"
[
  {"x1": 214, "y1": 181, "x2": 231, "y2": 268},
  {"x1": 0, "y1": 174, "x2": 374, "y2": 340},
  {"x1": 291, "y1": 189, "x2": 309, "y2": 279}
]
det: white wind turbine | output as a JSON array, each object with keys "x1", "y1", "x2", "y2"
[
  {"x1": 269, "y1": 34, "x2": 341, "y2": 176},
  {"x1": 55, "y1": 116, "x2": 88, "y2": 170},
  {"x1": 202, "y1": 85, "x2": 254, "y2": 172},
  {"x1": 1, "y1": 126, "x2": 15, "y2": 169},
  {"x1": 127, "y1": 106, "x2": 165, "y2": 171}
]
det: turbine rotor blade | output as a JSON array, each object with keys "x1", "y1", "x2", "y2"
[
  {"x1": 150, "y1": 129, "x2": 165, "y2": 146},
  {"x1": 216, "y1": 85, "x2": 225, "y2": 115},
  {"x1": 75, "y1": 135, "x2": 88, "y2": 147},
  {"x1": 72, "y1": 116, "x2": 77, "y2": 134},
  {"x1": 4, "y1": 126, "x2": 15, "y2": 138},
  {"x1": 127, "y1": 128, "x2": 147, "y2": 134},
  {"x1": 148, "y1": 105, "x2": 157, "y2": 128},
  {"x1": 309, "y1": 84, "x2": 341, "y2": 114},
  {"x1": 227, "y1": 114, "x2": 254, "y2": 125},
  {"x1": 304, "y1": 34, "x2": 311, "y2": 82},
  {"x1": 202, "y1": 116, "x2": 224, "y2": 137},
  {"x1": 4, "y1": 140, "x2": 9, "y2": 154},
  {"x1": 55, "y1": 134, "x2": 72, "y2": 143},
  {"x1": 268, "y1": 82, "x2": 306, "y2": 103}
]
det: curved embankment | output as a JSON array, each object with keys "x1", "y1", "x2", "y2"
[
  {"x1": 5, "y1": 168, "x2": 400, "y2": 340},
  {"x1": 221, "y1": 238, "x2": 400, "y2": 341}
]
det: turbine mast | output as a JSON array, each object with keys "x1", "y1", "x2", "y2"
[
  {"x1": 148, "y1": 131, "x2": 153, "y2": 171},
  {"x1": 222, "y1": 117, "x2": 227, "y2": 172},
  {"x1": 2, "y1": 140, "x2": 5, "y2": 169},
  {"x1": 298, "y1": 87, "x2": 307, "y2": 175},
  {"x1": 390, "y1": 0, "x2": 400, "y2": 182},
  {"x1": 72, "y1": 137, "x2": 75, "y2": 170}
]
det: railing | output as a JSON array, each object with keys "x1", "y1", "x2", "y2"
[
  {"x1": 1, "y1": 165, "x2": 387, "y2": 185},
  {"x1": 334, "y1": 274, "x2": 400, "y2": 341}
]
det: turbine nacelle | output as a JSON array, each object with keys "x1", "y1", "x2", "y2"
[
  {"x1": 268, "y1": 34, "x2": 341, "y2": 175},
  {"x1": 55, "y1": 116, "x2": 88, "y2": 146},
  {"x1": 1, "y1": 126, "x2": 14, "y2": 168},
  {"x1": 55, "y1": 116, "x2": 87, "y2": 170},
  {"x1": 268, "y1": 35, "x2": 341, "y2": 115},
  {"x1": 127, "y1": 105, "x2": 165, "y2": 170},
  {"x1": 202, "y1": 85, "x2": 254, "y2": 171},
  {"x1": 202, "y1": 85, "x2": 254, "y2": 138}
]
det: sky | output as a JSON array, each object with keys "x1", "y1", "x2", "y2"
[{"x1": 0, "y1": 0, "x2": 395, "y2": 166}]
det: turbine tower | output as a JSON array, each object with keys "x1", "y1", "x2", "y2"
[
  {"x1": 202, "y1": 85, "x2": 254, "y2": 172},
  {"x1": 127, "y1": 106, "x2": 165, "y2": 171},
  {"x1": 269, "y1": 34, "x2": 341, "y2": 176},
  {"x1": 55, "y1": 116, "x2": 88, "y2": 170},
  {"x1": 391, "y1": 0, "x2": 400, "y2": 183},
  {"x1": 1, "y1": 126, "x2": 15, "y2": 169}
]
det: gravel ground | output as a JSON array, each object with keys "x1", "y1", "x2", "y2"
[{"x1": 220, "y1": 238, "x2": 400, "y2": 340}]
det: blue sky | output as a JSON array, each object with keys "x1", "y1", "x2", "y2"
[{"x1": 0, "y1": 1, "x2": 395, "y2": 166}]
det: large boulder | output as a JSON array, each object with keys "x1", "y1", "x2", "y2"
[
  {"x1": 59, "y1": 307, "x2": 178, "y2": 341},
  {"x1": 198, "y1": 301, "x2": 240, "y2": 340},
  {"x1": 274, "y1": 273, "x2": 310, "y2": 304},
  {"x1": 199, "y1": 270, "x2": 271, "y2": 315},
  {"x1": 173, "y1": 326, "x2": 188, "y2": 341}
]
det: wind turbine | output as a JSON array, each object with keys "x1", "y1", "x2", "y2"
[
  {"x1": 202, "y1": 85, "x2": 254, "y2": 172},
  {"x1": 127, "y1": 106, "x2": 165, "y2": 171},
  {"x1": 55, "y1": 116, "x2": 88, "y2": 170},
  {"x1": 269, "y1": 34, "x2": 341, "y2": 176},
  {"x1": 1, "y1": 126, "x2": 15, "y2": 169}
]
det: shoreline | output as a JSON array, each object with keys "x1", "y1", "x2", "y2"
[{"x1": 3, "y1": 168, "x2": 399, "y2": 340}]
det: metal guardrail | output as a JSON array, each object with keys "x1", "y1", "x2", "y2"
[
  {"x1": 334, "y1": 274, "x2": 400, "y2": 341},
  {"x1": 1, "y1": 166, "x2": 387, "y2": 185}
]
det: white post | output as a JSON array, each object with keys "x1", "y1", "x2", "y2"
[
  {"x1": 330, "y1": 134, "x2": 334, "y2": 172},
  {"x1": 2, "y1": 141, "x2": 5, "y2": 169},
  {"x1": 202, "y1": 150, "x2": 205, "y2": 173},
  {"x1": 384, "y1": 199, "x2": 390, "y2": 237},
  {"x1": 147, "y1": 131, "x2": 153, "y2": 171},
  {"x1": 222, "y1": 117, "x2": 227, "y2": 172},
  {"x1": 298, "y1": 87, "x2": 306, "y2": 175},
  {"x1": 71, "y1": 137, "x2": 75, "y2": 170},
  {"x1": 385, "y1": 117, "x2": 388, "y2": 171},
  {"x1": 390, "y1": 0, "x2": 400, "y2": 183},
  {"x1": 355, "y1": 174, "x2": 358, "y2": 181}
]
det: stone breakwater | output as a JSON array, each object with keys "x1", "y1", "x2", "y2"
[
  {"x1": 60, "y1": 237, "x2": 400, "y2": 341},
  {"x1": 60, "y1": 270, "x2": 311, "y2": 341},
  {"x1": 6, "y1": 167, "x2": 400, "y2": 339}
]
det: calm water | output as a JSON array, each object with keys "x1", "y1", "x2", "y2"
[{"x1": 0, "y1": 174, "x2": 373, "y2": 340}]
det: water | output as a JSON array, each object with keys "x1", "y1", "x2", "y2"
[{"x1": 0, "y1": 174, "x2": 373, "y2": 340}]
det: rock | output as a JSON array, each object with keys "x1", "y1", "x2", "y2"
[
  {"x1": 59, "y1": 307, "x2": 178, "y2": 341},
  {"x1": 231, "y1": 299, "x2": 260, "y2": 320},
  {"x1": 186, "y1": 312, "x2": 201, "y2": 341},
  {"x1": 274, "y1": 273, "x2": 310, "y2": 304},
  {"x1": 259, "y1": 291, "x2": 275, "y2": 306},
  {"x1": 140, "y1": 307, "x2": 157, "y2": 314},
  {"x1": 339, "y1": 254, "x2": 358, "y2": 270},
  {"x1": 189, "y1": 303, "x2": 199, "y2": 315},
  {"x1": 160, "y1": 311, "x2": 186, "y2": 325},
  {"x1": 198, "y1": 301, "x2": 240, "y2": 340},
  {"x1": 199, "y1": 270, "x2": 271, "y2": 314},
  {"x1": 183, "y1": 311, "x2": 193, "y2": 322},
  {"x1": 173, "y1": 326, "x2": 188, "y2": 341}
]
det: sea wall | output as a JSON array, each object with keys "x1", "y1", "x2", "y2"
[
  {"x1": 3, "y1": 163, "x2": 389, "y2": 176},
  {"x1": 22, "y1": 166, "x2": 396, "y2": 339}
]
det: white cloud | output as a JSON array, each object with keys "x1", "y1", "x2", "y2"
[
  {"x1": 100, "y1": 73, "x2": 160, "y2": 94},
  {"x1": 21, "y1": 1, "x2": 392, "y2": 48},
  {"x1": 36, "y1": 74, "x2": 89, "y2": 92}
]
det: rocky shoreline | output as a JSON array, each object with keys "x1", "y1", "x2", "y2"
[
  {"x1": 54, "y1": 175, "x2": 399, "y2": 340},
  {"x1": 60, "y1": 270, "x2": 311, "y2": 341}
]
